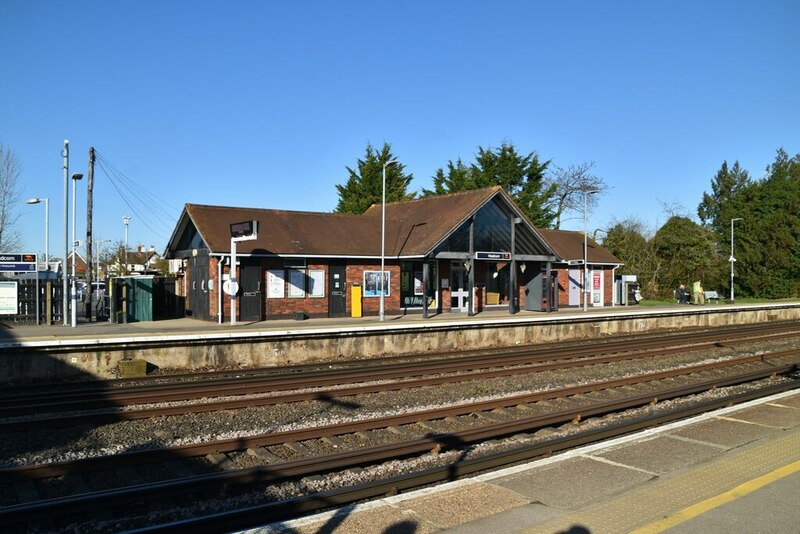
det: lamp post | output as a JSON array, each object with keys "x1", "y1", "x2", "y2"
[
  {"x1": 27, "y1": 197, "x2": 49, "y2": 325},
  {"x1": 70, "y1": 173, "x2": 83, "y2": 327},
  {"x1": 379, "y1": 159, "x2": 397, "y2": 322},
  {"x1": 26, "y1": 197, "x2": 49, "y2": 270},
  {"x1": 122, "y1": 216, "x2": 131, "y2": 274},
  {"x1": 730, "y1": 217, "x2": 742, "y2": 302},
  {"x1": 510, "y1": 217, "x2": 521, "y2": 314},
  {"x1": 62, "y1": 140, "x2": 69, "y2": 326},
  {"x1": 582, "y1": 188, "x2": 599, "y2": 312}
]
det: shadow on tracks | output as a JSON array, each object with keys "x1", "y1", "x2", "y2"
[{"x1": 0, "y1": 324, "x2": 232, "y2": 532}]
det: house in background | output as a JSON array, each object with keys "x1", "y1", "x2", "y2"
[
  {"x1": 66, "y1": 251, "x2": 88, "y2": 279},
  {"x1": 164, "y1": 187, "x2": 623, "y2": 322},
  {"x1": 107, "y1": 244, "x2": 162, "y2": 276},
  {"x1": 128, "y1": 245, "x2": 162, "y2": 274}
]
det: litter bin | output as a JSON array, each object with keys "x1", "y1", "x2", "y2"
[{"x1": 351, "y1": 283, "x2": 362, "y2": 317}]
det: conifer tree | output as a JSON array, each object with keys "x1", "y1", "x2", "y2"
[{"x1": 335, "y1": 143, "x2": 414, "y2": 214}]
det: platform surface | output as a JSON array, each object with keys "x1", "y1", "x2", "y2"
[{"x1": 1, "y1": 301, "x2": 793, "y2": 347}]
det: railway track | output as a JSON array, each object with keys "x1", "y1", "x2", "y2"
[
  {"x1": 0, "y1": 351, "x2": 797, "y2": 531},
  {"x1": 2, "y1": 321, "x2": 799, "y2": 428}
]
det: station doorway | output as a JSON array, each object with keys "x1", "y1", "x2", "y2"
[
  {"x1": 239, "y1": 260, "x2": 262, "y2": 322},
  {"x1": 568, "y1": 268, "x2": 581, "y2": 307},
  {"x1": 328, "y1": 262, "x2": 346, "y2": 317},
  {"x1": 188, "y1": 252, "x2": 209, "y2": 320},
  {"x1": 450, "y1": 262, "x2": 468, "y2": 312}
]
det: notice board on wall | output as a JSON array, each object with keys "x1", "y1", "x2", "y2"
[
  {"x1": 267, "y1": 269, "x2": 285, "y2": 299},
  {"x1": 308, "y1": 269, "x2": 325, "y2": 298}
]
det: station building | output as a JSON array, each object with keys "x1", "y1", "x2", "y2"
[{"x1": 163, "y1": 187, "x2": 623, "y2": 322}]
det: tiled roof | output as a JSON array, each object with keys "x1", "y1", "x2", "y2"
[
  {"x1": 535, "y1": 228, "x2": 622, "y2": 264},
  {"x1": 180, "y1": 187, "x2": 502, "y2": 257},
  {"x1": 363, "y1": 187, "x2": 501, "y2": 255},
  {"x1": 168, "y1": 187, "x2": 618, "y2": 265},
  {"x1": 184, "y1": 205, "x2": 386, "y2": 256},
  {"x1": 127, "y1": 251, "x2": 159, "y2": 265}
]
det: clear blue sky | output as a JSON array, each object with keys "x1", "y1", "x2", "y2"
[{"x1": 2, "y1": 1, "x2": 798, "y2": 260}]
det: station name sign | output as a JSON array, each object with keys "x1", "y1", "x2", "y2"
[
  {"x1": 475, "y1": 251, "x2": 511, "y2": 261},
  {"x1": 230, "y1": 220, "x2": 257, "y2": 239},
  {"x1": 0, "y1": 253, "x2": 37, "y2": 272}
]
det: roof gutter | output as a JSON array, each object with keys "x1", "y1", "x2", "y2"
[{"x1": 206, "y1": 252, "x2": 428, "y2": 260}]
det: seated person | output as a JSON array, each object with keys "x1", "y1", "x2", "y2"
[{"x1": 677, "y1": 284, "x2": 689, "y2": 304}]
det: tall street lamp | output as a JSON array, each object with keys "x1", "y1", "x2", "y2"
[
  {"x1": 26, "y1": 197, "x2": 49, "y2": 270},
  {"x1": 27, "y1": 197, "x2": 49, "y2": 325},
  {"x1": 122, "y1": 216, "x2": 131, "y2": 274},
  {"x1": 380, "y1": 159, "x2": 397, "y2": 322},
  {"x1": 730, "y1": 217, "x2": 743, "y2": 302},
  {"x1": 510, "y1": 217, "x2": 521, "y2": 315},
  {"x1": 62, "y1": 140, "x2": 69, "y2": 326},
  {"x1": 71, "y1": 173, "x2": 83, "y2": 327},
  {"x1": 583, "y1": 188, "x2": 599, "y2": 312}
]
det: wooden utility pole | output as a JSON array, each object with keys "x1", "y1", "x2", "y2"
[{"x1": 85, "y1": 147, "x2": 95, "y2": 320}]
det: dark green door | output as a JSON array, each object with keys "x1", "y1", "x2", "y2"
[
  {"x1": 328, "y1": 262, "x2": 346, "y2": 317},
  {"x1": 240, "y1": 260, "x2": 262, "y2": 322},
  {"x1": 189, "y1": 252, "x2": 209, "y2": 320}
]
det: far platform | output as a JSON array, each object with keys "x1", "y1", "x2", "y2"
[
  {"x1": 1, "y1": 301, "x2": 796, "y2": 347},
  {"x1": 1, "y1": 301, "x2": 798, "y2": 382}
]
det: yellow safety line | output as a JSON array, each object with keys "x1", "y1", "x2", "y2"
[{"x1": 631, "y1": 459, "x2": 800, "y2": 533}]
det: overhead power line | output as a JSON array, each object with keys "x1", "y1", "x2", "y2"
[{"x1": 94, "y1": 150, "x2": 179, "y2": 243}]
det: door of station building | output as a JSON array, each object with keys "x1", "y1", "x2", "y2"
[
  {"x1": 450, "y1": 262, "x2": 468, "y2": 312},
  {"x1": 188, "y1": 252, "x2": 209, "y2": 320},
  {"x1": 568, "y1": 268, "x2": 581, "y2": 307},
  {"x1": 591, "y1": 270, "x2": 604, "y2": 307},
  {"x1": 328, "y1": 262, "x2": 346, "y2": 317},
  {"x1": 239, "y1": 260, "x2": 262, "y2": 322}
]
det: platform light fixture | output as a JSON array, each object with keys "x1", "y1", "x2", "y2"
[
  {"x1": 26, "y1": 197, "x2": 50, "y2": 269},
  {"x1": 730, "y1": 217, "x2": 743, "y2": 302},
  {"x1": 71, "y1": 173, "x2": 83, "y2": 327},
  {"x1": 380, "y1": 159, "x2": 397, "y2": 322},
  {"x1": 583, "y1": 188, "x2": 599, "y2": 312},
  {"x1": 62, "y1": 140, "x2": 69, "y2": 325},
  {"x1": 122, "y1": 216, "x2": 131, "y2": 274},
  {"x1": 510, "y1": 217, "x2": 522, "y2": 315}
]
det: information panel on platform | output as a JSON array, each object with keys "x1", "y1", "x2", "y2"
[
  {"x1": 0, "y1": 281, "x2": 18, "y2": 314},
  {"x1": 0, "y1": 253, "x2": 36, "y2": 272}
]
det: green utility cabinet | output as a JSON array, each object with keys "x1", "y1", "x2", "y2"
[{"x1": 112, "y1": 276, "x2": 154, "y2": 323}]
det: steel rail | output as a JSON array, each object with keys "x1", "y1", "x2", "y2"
[
  {"x1": 2, "y1": 351, "x2": 789, "y2": 481},
  {"x1": 140, "y1": 379, "x2": 799, "y2": 534},
  {"x1": 3, "y1": 339, "x2": 798, "y2": 434},
  {"x1": 2, "y1": 321, "x2": 798, "y2": 407},
  {"x1": 3, "y1": 323, "x2": 799, "y2": 419},
  {"x1": 1, "y1": 364, "x2": 796, "y2": 527}
]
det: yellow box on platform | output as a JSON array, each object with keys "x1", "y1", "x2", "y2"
[{"x1": 351, "y1": 284, "x2": 362, "y2": 317}]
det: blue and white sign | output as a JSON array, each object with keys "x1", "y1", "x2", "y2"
[
  {"x1": 475, "y1": 251, "x2": 511, "y2": 261},
  {"x1": 0, "y1": 253, "x2": 36, "y2": 272}
]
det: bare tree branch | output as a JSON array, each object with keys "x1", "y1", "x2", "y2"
[
  {"x1": 546, "y1": 161, "x2": 609, "y2": 229},
  {"x1": 0, "y1": 143, "x2": 22, "y2": 251}
]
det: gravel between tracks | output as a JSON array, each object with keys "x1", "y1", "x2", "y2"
[{"x1": 1, "y1": 337, "x2": 794, "y2": 468}]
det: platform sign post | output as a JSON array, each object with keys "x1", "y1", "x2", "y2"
[{"x1": 228, "y1": 221, "x2": 258, "y2": 325}]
